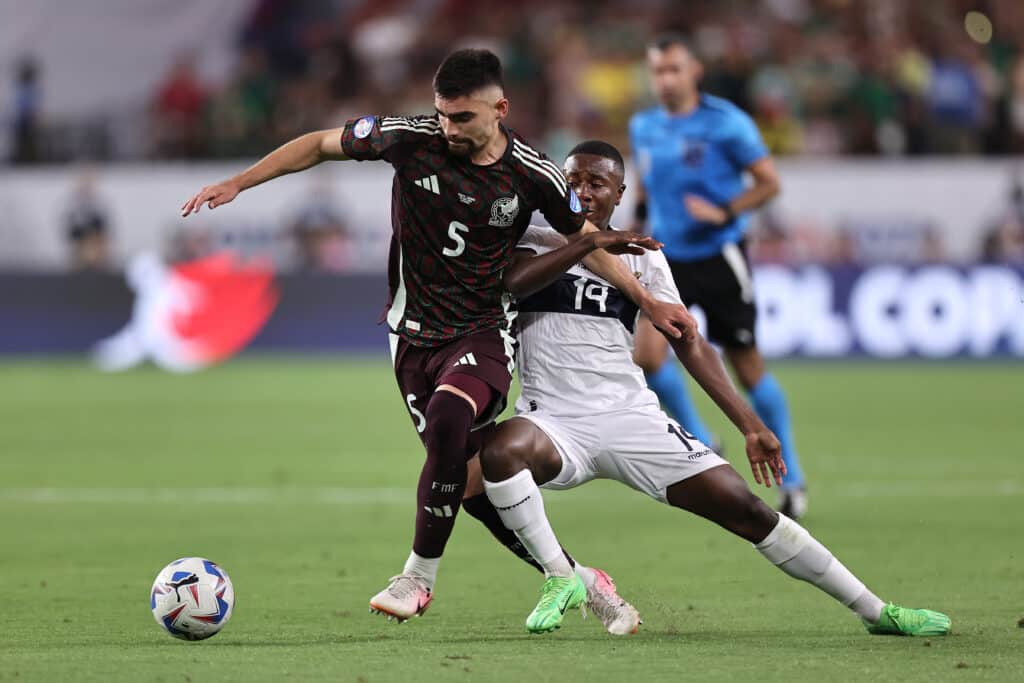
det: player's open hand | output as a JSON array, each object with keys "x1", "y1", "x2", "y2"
[
  {"x1": 590, "y1": 230, "x2": 663, "y2": 256},
  {"x1": 181, "y1": 180, "x2": 241, "y2": 217},
  {"x1": 684, "y1": 194, "x2": 728, "y2": 225},
  {"x1": 744, "y1": 428, "x2": 785, "y2": 488},
  {"x1": 646, "y1": 300, "x2": 698, "y2": 342}
]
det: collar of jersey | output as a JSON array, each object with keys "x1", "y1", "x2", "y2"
[{"x1": 462, "y1": 124, "x2": 515, "y2": 168}]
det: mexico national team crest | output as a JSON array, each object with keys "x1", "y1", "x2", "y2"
[{"x1": 489, "y1": 194, "x2": 520, "y2": 227}]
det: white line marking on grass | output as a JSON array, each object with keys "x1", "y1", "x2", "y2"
[
  {"x1": 0, "y1": 487, "x2": 413, "y2": 505},
  {"x1": 0, "y1": 481, "x2": 1019, "y2": 504}
]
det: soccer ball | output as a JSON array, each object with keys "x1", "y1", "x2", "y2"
[{"x1": 150, "y1": 557, "x2": 235, "y2": 640}]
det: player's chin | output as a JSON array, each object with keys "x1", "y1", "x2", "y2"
[{"x1": 446, "y1": 141, "x2": 473, "y2": 157}]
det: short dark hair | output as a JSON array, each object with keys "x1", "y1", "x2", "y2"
[
  {"x1": 649, "y1": 32, "x2": 690, "y2": 53},
  {"x1": 566, "y1": 140, "x2": 625, "y2": 178},
  {"x1": 433, "y1": 48, "x2": 504, "y2": 99}
]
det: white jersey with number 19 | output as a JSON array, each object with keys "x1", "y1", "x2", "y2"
[{"x1": 512, "y1": 225, "x2": 684, "y2": 418}]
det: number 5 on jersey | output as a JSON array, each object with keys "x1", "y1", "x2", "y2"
[{"x1": 443, "y1": 221, "x2": 470, "y2": 257}]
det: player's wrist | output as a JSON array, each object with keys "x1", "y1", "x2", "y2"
[
  {"x1": 741, "y1": 421, "x2": 769, "y2": 439},
  {"x1": 717, "y1": 202, "x2": 736, "y2": 224},
  {"x1": 636, "y1": 290, "x2": 659, "y2": 312},
  {"x1": 227, "y1": 175, "x2": 249, "y2": 193}
]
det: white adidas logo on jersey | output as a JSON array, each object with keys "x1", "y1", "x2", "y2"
[
  {"x1": 453, "y1": 353, "x2": 477, "y2": 367},
  {"x1": 414, "y1": 175, "x2": 440, "y2": 194}
]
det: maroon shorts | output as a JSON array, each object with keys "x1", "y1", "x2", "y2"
[{"x1": 390, "y1": 327, "x2": 516, "y2": 437}]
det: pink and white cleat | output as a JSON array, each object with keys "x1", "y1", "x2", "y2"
[
  {"x1": 586, "y1": 568, "x2": 641, "y2": 635},
  {"x1": 368, "y1": 575, "x2": 433, "y2": 622}
]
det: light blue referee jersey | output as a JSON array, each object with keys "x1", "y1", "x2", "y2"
[{"x1": 629, "y1": 94, "x2": 768, "y2": 262}]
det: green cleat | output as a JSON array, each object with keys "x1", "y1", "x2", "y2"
[
  {"x1": 525, "y1": 574, "x2": 587, "y2": 634},
  {"x1": 864, "y1": 603, "x2": 951, "y2": 636}
]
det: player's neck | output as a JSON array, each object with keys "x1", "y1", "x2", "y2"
[
  {"x1": 470, "y1": 126, "x2": 509, "y2": 166},
  {"x1": 664, "y1": 91, "x2": 700, "y2": 116}
]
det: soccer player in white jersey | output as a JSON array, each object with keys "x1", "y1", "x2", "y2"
[{"x1": 477, "y1": 140, "x2": 951, "y2": 637}]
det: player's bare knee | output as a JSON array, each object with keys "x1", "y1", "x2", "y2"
[{"x1": 479, "y1": 431, "x2": 531, "y2": 482}]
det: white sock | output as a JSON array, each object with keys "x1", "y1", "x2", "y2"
[
  {"x1": 575, "y1": 564, "x2": 597, "y2": 589},
  {"x1": 402, "y1": 551, "x2": 440, "y2": 591},
  {"x1": 755, "y1": 514, "x2": 885, "y2": 623},
  {"x1": 484, "y1": 469, "x2": 574, "y2": 578}
]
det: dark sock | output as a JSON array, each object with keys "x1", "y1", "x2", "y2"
[
  {"x1": 413, "y1": 392, "x2": 475, "y2": 558},
  {"x1": 462, "y1": 493, "x2": 544, "y2": 572},
  {"x1": 461, "y1": 493, "x2": 576, "y2": 573}
]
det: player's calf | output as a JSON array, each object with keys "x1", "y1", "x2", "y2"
[{"x1": 666, "y1": 464, "x2": 778, "y2": 543}]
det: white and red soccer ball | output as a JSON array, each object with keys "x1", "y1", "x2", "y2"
[{"x1": 151, "y1": 557, "x2": 235, "y2": 641}]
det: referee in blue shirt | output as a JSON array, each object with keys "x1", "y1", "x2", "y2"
[{"x1": 630, "y1": 33, "x2": 807, "y2": 517}]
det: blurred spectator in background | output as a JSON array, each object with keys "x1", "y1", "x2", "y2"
[
  {"x1": 169, "y1": 225, "x2": 216, "y2": 263},
  {"x1": 980, "y1": 217, "x2": 1024, "y2": 262},
  {"x1": 9, "y1": 0, "x2": 1024, "y2": 162},
  {"x1": 980, "y1": 171, "x2": 1024, "y2": 262},
  {"x1": 290, "y1": 183, "x2": 352, "y2": 272},
  {"x1": 10, "y1": 56, "x2": 42, "y2": 164},
  {"x1": 205, "y1": 47, "x2": 279, "y2": 158},
  {"x1": 65, "y1": 171, "x2": 112, "y2": 271},
  {"x1": 924, "y1": 40, "x2": 987, "y2": 154},
  {"x1": 920, "y1": 225, "x2": 947, "y2": 263},
  {"x1": 1009, "y1": 54, "x2": 1024, "y2": 153},
  {"x1": 152, "y1": 54, "x2": 208, "y2": 158}
]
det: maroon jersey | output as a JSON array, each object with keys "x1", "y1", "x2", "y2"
[{"x1": 341, "y1": 114, "x2": 586, "y2": 347}]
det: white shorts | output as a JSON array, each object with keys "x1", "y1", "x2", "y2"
[{"x1": 516, "y1": 405, "x2": 729, "y2": 504}]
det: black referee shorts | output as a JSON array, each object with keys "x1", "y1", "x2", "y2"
[{"x1": 667, "y1": 240, "x2": 757, "y2": 349}]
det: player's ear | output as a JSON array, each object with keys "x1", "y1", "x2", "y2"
[
  {"x1": 494, "y1": 96, "x2": 509, "y2": 120},
  {"x1": 616, "y1": 183, "x2": 625, "y2": 206}
]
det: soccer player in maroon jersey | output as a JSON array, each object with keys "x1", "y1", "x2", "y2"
[{"x1": 182, "y1": 48, "x2": 695, "y2": 622}]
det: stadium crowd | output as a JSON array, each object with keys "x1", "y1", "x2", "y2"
[
  {"x1": 8, "y1": 0, "x2": 1024, "y2": 165},
  {"x1": 9, "y1": 0, "x2": 1024, "y2": 270}
]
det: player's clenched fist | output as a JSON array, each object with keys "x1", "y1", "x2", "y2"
[{"x1": 181, "y1": 180, "x2": 241, "y2": 217}]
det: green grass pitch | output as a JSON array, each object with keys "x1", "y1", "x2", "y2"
[{"x1": 1, "y1": 357, "x2": 1021, "y2": 682}]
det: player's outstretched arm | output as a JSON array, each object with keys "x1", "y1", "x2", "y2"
[
  {"x1": 571, "y1": 222, "x2": 695, "y2": 340},
  {"x1": 504, "y1": 229, "x2": 655, "y2": 299},
  {"x1": 665, "y1": 332, "x2": 785, "y2": 487},
  {"x1": 181, "y1": 129, "x2": 349, "y2": 216}
]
